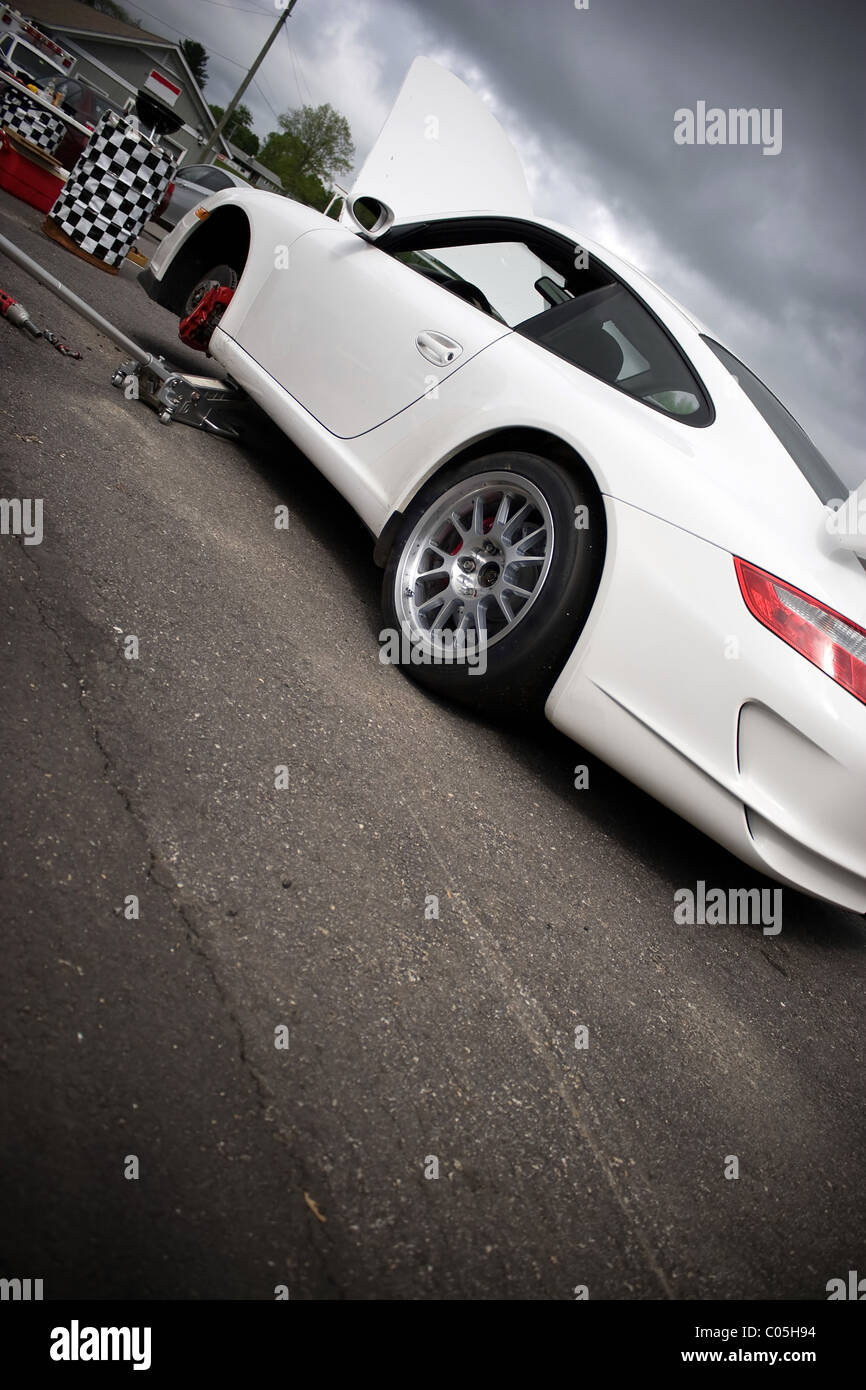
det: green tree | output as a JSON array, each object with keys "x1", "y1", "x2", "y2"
[
  {"x1": 181, "y1": 39, "x2": 208, "y2": 89},
  {"x1": 258, "y1": 103, "x2": 354, "y2": 206},
  {"x1": 209, "y1": 102, "x2": 258, "y2": 154},
  {"x1": 262, "y1": 103, "x2": 353, "y2": 187},
  {"x1": 231, "y1": 125, "x2": 260, "y2": 157}
]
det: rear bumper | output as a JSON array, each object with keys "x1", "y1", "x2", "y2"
[{"x1": 546, "y1": 498, "x2": 866, "y2": 913}]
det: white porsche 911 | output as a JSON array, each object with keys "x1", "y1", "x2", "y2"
[{"x1": 140, "y1": 59, "x2": 866, "y2": 913}]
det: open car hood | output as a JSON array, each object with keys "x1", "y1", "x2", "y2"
[{"x1": 344, "y1": 57, "x2": 533, "y2": 223}]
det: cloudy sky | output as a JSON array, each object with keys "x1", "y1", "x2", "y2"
[{"x1": 125, "y1": 0, "x2": 865, "y2": 487}]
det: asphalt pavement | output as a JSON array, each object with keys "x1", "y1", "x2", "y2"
[{"x1": 0, "y1": 187, "x2": 864, "y2": 1300}]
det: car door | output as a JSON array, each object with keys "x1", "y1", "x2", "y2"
[
  {"x1": 234, "y1": 224, "x2": 512, "y2": 438},
  {"x1": 341, "y1": 56, "x2": 533, "y2": 223},
  {"x1": 167, "y1": 169, "x2": 204, "y2": 223},
  {"x1": 233, "y1": 56, "x2": 535, "y2": 437}
]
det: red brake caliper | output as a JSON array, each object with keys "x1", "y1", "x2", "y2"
[{"x1": 178, "y1": 285, "x2": 234, "y2": 352}]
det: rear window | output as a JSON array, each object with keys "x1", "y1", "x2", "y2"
[
  {"x1": 52, "y1": 80, "x2": 121, "y2": 122},
  {"x1": 189, "y1": 167, "x2": 231, "y2": 191},
  {"x1": 701, "y1": 337, "x2": 846, "y2": 503}
]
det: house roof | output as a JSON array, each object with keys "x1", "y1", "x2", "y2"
[
  {"x1": 19, "y1": 0, "x2": 169, "y2": 46},
  {"x1": 17, "y1": 0, "x2": 234, "y2": 157},
  {"x1": 17, "y1": 1, "x2": 247, "y2": 166},
  {"x1": 225, "y1": 140, "x2": 281, "y2": 189}
]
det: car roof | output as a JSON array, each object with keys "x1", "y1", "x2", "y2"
[{"x1": 182, "y1": 163, "x2": 245, "y2": 182}]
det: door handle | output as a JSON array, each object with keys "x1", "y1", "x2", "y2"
[{"x1": 415, "y1": 330, "x2": 463, "y2": 367}]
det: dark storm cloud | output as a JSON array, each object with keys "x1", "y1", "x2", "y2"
[{"x1": 127, "y1": 0, "x2": 864, "y2": 484}]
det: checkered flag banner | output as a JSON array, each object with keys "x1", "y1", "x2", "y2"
[
  {"x1": 0, "y1": 87, "x2": 66, "y2": 155},
  {"x1": 47, "y1": 112, "x2": 176, "y2": 267}
]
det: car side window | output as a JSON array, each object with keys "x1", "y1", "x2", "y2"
[
  {"x1": 701, "y1": 337, "x2": 845, "y2": 500},
  {"x1": 395, "y1": 241, "x2": 570, "y2": 327},
  {"x1": 387, "y1": 218, "x2": 712, "y2": 425},
  {"x1": 180, "y1": 165, "x2": 224, "y2": 189},
  {"x1": 517, "y1": 276, "x2": 713, "y2": 426},
  {"x1": 190, "y1": 168, "x2": 226, "y2": 191}
]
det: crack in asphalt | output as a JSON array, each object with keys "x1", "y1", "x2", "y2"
[
  {"x1": 400, "y1": 794, "x2": 675, "y2": 1299},
  {"x1": 9, "y1": 536, "x2": 347, "y2": 1290}
]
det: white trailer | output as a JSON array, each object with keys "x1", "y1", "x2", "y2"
[{"x1": 0, "y1": 5, "x2": 75, "y2": 90}]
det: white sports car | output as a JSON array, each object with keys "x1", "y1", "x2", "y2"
[{"x1": 140, "y1": 59, "x2": 866, "y2": 913}]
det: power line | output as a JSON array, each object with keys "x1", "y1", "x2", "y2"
[
  {"x1": 120, "y1": 0, "x2": 296, "y2": 142},
  {"x1": 121, "y1": 1, "x2": 195, "y2": 39},
  {"x1": 283, "y1": 24, "x2": 314, "y2": 106},
  {"x1": 200, "y1": 0, "x2": 299, "y2": 159},
  {"x1": 123, "y1": 1, "x2": 265, "y2": 71},
  {"x1": 283, "y1": 23, "x2": 304, "y2": 105},
  {"x1": 195, "y1": 0, "x2": 273, "y2": 12},
  {"x1": 251, "y1": 76, "x2": 281, "y2": 123}
]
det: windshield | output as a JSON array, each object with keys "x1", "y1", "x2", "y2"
[
  {"x1": 47, "y1": 78, "x2": 121, "y2": 122},
  {"x1": 701, "y1": 337, "x2": 847, "y2": 503},
  {"x1": 4, "y1": 39, "x2": 64, "y2": 84}
]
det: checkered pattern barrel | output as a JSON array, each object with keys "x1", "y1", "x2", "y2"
[
  {"x1": 0, "y1": 87, "x2": 66, "y2": 155},
  {"x1": 46, "y1": 113, "x2": 176, "y2": 268}
]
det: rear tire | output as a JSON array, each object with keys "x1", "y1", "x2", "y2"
[{"x1": 381, "y1": 451, "x2": 603, "y2": 713}]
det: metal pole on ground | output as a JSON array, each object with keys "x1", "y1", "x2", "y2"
[{"x1": 0, "y1": 229, "x2": 170, "y2": 376}]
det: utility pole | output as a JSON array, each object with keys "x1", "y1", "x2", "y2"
[{"x1": 199, "y1": 0, "x2": 300, "y2": 160}]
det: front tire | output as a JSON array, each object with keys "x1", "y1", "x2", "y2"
[{"x1": 381, "y1": 451, "x2": 603, "y2": 713}]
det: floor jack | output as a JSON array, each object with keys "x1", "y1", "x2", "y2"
[{"x1": 0, "y1": 231, "x2": 250, "y2": 441}]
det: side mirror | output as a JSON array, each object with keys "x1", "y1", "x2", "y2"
[{"x1": 346, "y1": 195, "x2": 395, "y2": 238}]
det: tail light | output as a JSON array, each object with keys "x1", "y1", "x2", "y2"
[{"x1": 735, "y1": 557, "x2": 866, "y2": 705}]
